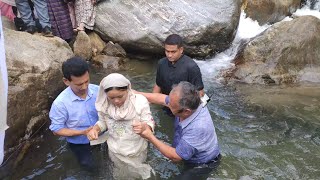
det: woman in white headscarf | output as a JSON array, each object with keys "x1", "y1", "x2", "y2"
[{"x1": 87, "y1": 73, "x2": 155, "y2": 179}]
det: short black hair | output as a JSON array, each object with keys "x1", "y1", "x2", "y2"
[
  {"x1": 104, "y1": 86, "x2": 128, "y2": 93},
  {"x1": 62, "y1": 56, "x2": 89, "y2": 81},
  {"x1": 164, "y1": 34, "x2": 183, "y2": 48}
]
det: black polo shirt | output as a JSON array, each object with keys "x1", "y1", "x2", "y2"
[{"x1": 156, "y1": 54, "x2": 204, "y2": 95}]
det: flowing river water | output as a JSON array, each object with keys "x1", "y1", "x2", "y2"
[{"x1": 1, "y1": 2, "x2": 320, "y2": 179}]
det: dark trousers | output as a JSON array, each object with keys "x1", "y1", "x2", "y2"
[
  {"x1": 176, "y1": 154, "x2": 222, "y2": 180},
  {"x1": 68, "y1": 143, "x2": 95, "y2": 170}
]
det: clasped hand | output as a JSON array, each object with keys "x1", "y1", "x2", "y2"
[
  {"x1": 87, "y1": 127, "x2": 99, "y2": 141},
  {"x1": 132, "y1": 120, "x2": 152, "y2": 138}
]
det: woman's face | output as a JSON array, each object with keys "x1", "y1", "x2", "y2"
[{"x1": 107, "y1": 89, "x2": 128, "y2": 107}]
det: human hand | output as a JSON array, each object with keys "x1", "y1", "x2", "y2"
[
  {"x1": 87, "y1": 127, "x2": 99, "y2": 141},
  {"x1": 132, "y1": 120, "x2": 147, "y2": 134},
  {"x1": 132, "y1": 120, "x2": 152, "y2": 139},
  {"x1": 83, "y1": 126, "x2": 93, "y2": 135},
  {"x1": 139, "y1": 125, "x2": 153, "y2": 139}
]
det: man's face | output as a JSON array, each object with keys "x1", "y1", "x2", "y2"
[
  {"x1": 63, "y1": 71, "x2": 90, "y2": 98},
  {"x1": 168, "y1": 92, "x2": 184, "y2": 116},
  {"x1": 164, "y1": 44, "x2": 183, "y2": 63}
]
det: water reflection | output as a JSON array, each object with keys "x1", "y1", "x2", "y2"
[{"x1": 1, "y1": 59, "x2": 320, "y2": 179}]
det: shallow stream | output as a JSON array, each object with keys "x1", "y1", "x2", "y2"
[{"x1": 2, "y1": 58, "x2": 319, "y2": 179}]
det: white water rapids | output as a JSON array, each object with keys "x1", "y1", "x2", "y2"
[{"x1": 196, "y1": 0, "x2": 320, "y2": 81}]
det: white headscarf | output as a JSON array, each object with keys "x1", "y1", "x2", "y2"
[{"x1": 95, "y1": 73, "x2": 137, "y2": 121}]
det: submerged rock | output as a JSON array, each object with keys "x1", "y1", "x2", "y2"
[
  {"x1": 95, "y1": 0, "x2": 241, "y2": 58},
  {"x1": 92, "y1": 54, "x2": 125, "y2": 70},
  {"x1": 228, "y1": 16, "x2": 320, "y2": 84},
  {"x1": 4, "y1": 28, "x2": 73, "y2": 148}
]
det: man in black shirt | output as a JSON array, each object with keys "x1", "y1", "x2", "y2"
[{"x1": 153, "y1": 34, "x2": 204, "y2": 96}]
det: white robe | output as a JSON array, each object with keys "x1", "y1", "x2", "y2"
[
  {"x1": 95, "y1": 73, "x2": 155, "y2": 179},
  {"x1": 0, "y1": 17, "x2": 9, "y2": 165}
]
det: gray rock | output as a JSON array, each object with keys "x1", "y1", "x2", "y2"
[
  {"x1": 88, "y1": 32, "x2": 107, "y2": 56},
  {"x1": 73, "y1": 31, "x2": 92, "y2": 60},
  {"x1": 95, "y1": 0, "x2": 241, "y2": 57},
  {"x1": 102, "y1": 41, "x2": 127, "y2": 57},
  {"x1": 4, "y1": 28, "x2": 73, "y2": 148},
  {"x1": 229, "y1": 16, "x2": 320, "y2": 84},
  {"x1": 243, "y1": 0, "x2": 301, "y2": 25}
]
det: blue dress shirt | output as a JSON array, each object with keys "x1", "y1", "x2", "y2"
[
  {"x1": 49, "y1": 84, "x2": 99, "y2": 144},
  {"x1": 165, "y1": 96, "x2": 220, "y2": 164}
]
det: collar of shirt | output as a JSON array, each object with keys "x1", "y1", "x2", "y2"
[
  {"x1": 179, "y1": 105, "x2": 203, "y2": 129},
  {"x1": 67, "y1": 85, "x2": 94, "y2": 102},
  {"x1": 167, "y1": 54, "x2": 185, "y2": 68}
]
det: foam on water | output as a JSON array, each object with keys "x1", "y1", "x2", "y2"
[
  {"x1": 196, "y1": 11, "x2": 270, "y2": 79},
  {"x1": 294, "y1": 8, "x2": 320, "y2": 19},
  {"x1": 197, "y1": 2, "x2": 320, "y2": 81}
]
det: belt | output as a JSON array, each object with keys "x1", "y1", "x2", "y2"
[{"x1": 185, "y1": 154, "x2": 222, "y2": 168}]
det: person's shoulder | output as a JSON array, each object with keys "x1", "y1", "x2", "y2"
[
  {"x1": 52, "y1": 88, "x2": 70, "y2": 106},
  {"x1": 89, "y1": 84, "x2": 99, "y2": 92},
  {"x1": 182, "y1": 55, "x2": 200, "y2": 70},
  {"x1": 197, "y1": 107, "x2": 214, "y2": 126},
  {"x1": 55, "y1": 87, "x2": 71, "y2": 100},
  {"x1": 158, "y1": 57, "x2": 168, "y2": 65},
  {"x1": 134, "y1": 93, "x2": 149, "y2": 103},
  {"x1": 182, "y1": 54, "x2": 193, "y2": 60},
  {"x1": 133, "y1": 93, "x2": 151, "y2": 111},
  {"x1": 182, "y1": 55, "x2": 197, "y2": 64}
]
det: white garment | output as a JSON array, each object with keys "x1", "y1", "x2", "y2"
[
  {"x1": 0, "y1": 131, "x2": 5, "y2": 165},
  {"x1": 0, "y1": 0, "x2": 16, "y2": 6},
  {"x1": 0, "y1": 17, "x2": 9, "y2": 165},
  {"x1": 95, "y1": 73, "x2": 155, "y2": 179}
]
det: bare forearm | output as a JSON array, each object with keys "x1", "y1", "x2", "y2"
[
  {"x1": 136, "y1": 91, "x2": 167, "y2": 106},
  {"x1": 53, "y1": 128, "x2": 86, "y2": 137},
  {"x1": 147, "y1": 134, "x2": 182, "y2": 162},
  {"x1": 153, "y1": 84, "x2": 161, "y2": 93}
]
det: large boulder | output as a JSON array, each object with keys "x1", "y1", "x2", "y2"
[
  {"x1": 4, "y1": 29, "x2": 73, "y2": 148},
  {"x1": 228, "y1": 16, "x2": 320, "y2": 84},
  {"x1": 243, "y1": 0, "x2": 301, "y2": 25},
  {"x1": 95, "y1": 0, "x2": 241, "y2": 58}
]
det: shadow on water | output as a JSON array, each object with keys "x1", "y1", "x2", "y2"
[{"x1": 1, "y1": 58, "x2": 320, "y2": 179}]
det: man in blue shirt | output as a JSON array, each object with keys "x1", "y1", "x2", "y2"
[
  {"x1": 49, "y1": 56, "x2": 99, "y2": 169},
  {"x1": 133, "y1": 82, "x2": 220, "y2": 178}
]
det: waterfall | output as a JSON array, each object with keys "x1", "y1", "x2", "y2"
[
  {"x1": 303, "y1": 0, "x2": 320, "y2": 10},
  {"x1": 196, "y1": 11, "x2": 270, "y2": 81},
  {"x1": 294, "y1": 0, "x2": 320, "y2": 19},
  {"x1": 197, "y1": 2, "x2": 320, "y2": 82}
]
